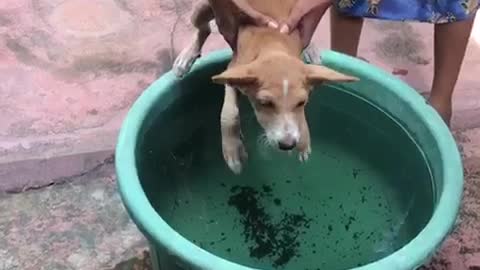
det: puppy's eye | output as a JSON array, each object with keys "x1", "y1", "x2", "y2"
[
  {"x1": 296, "y1": 101, "x2": 306, "y2": 108},
  {"x1": 259, "y1": 100, "x2": 275, "y2": 108}
]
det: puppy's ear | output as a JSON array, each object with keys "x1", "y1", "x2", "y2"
[
  {"x1": 212, "y1": 64, "x2": 258, "y2": 87},
  {"x1": 305, "y1": 65, "x2": 359, "y2": 85}
]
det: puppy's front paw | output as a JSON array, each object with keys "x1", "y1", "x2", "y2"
[
  {"x1": 173, "y1": 45, "x2": 200, "y2": 77},
  {"x1": 223, "y1": 138, "x2": 248, "y2": 174},
  {"x1": 302, "y1": 44, "x2": 321, "y2": 65},
  {"x1": 298, "y1": 145, "x2": 311, "y2": 162}
]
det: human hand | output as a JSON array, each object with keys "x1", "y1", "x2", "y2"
[
  {"x1": 280, "y1": 0, "x2": 332, "y2": 47},
  {"x1": 217, "y1": 0, "x2": 279, "y2": 48},
  {"x1": 229, "y1": 0, "x2": 279, "y2": 28}
]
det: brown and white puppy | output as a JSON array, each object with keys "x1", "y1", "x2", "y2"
[{"x1": 173, "y1": 0, "x2": 358, "y2": 174}]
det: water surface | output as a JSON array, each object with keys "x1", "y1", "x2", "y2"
[{"x1": 138, "y1": 85, "x2": 434, "y2": 270}]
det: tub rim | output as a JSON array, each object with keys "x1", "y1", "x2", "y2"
[{"x1": 115, "y1": 49, "x2": 463, "y2": 270}]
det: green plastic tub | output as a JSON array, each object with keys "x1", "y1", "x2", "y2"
[{"x1": 115, "y1": 50, "x2": 463, "y2": 270}]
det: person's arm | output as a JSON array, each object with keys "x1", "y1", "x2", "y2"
[
  {"x1": 224, "y1": 0, "x2": 331, "y2": 48},
  {"x1": 217, "y1": 0, "x2": 279, "y2": 48},
  {"x1": 281, "y1": 0, "x2": 332, "y2": 48}
]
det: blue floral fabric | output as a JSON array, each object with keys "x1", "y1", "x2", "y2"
[{"x1": 334, "y1": 0, "x2": 479, "y2": 23}]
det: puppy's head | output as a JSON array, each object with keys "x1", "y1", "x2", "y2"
[{"x1": 212, "y1": 53, "x2": 358, "y2": 151}]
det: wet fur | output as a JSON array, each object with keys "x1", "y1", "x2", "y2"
[{"x1": 173, "y1": 0, "x2": 358, "y2": 173}]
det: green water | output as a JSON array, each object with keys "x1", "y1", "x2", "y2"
[{"x1": 138, "y1": 84, "x2": 434, "y2": 270}]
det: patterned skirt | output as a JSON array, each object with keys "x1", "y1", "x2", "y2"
[{"x1": 334, "y1": 0, "x2": 479, "y2": 23}]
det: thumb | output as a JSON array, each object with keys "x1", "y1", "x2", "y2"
[
  {"x1": 281, "y1": 6, "x2": 310, "y2": 33},
  {"x1": 281, "y1": 0, "x2": 331, "y2": 33},
  {"x1": 250, "y1": 11, "x2": 279, "y2": 29},
  {"x1": 231, "y1": 0, "x2": 279, "y2": 28}
]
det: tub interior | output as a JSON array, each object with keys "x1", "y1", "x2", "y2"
[{"x1": 135, "y1": 61, "x2": 435, "y2": 270}]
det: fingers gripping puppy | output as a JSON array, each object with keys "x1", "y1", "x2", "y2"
[{"x1": 173, "y1": 0, "x2": 359, "y2": 174}]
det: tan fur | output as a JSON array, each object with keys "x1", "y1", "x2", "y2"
[{"x1": 173, "y1": 0, "x2": 358, "y2": 173}]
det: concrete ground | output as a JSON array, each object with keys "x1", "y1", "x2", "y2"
[{"x1": 0, "y1": 0, "x2": 480, "y2": 269}]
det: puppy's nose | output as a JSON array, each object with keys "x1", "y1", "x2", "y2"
[{"x1": 278, "y1": 138, "x2": 297, "y2": 151}]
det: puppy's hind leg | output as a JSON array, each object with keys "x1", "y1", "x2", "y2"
[
  {"x1": 302, "y1": 43, "x2": 321, "y2": 65},
  {"x1": 173, "y1": 0, "x2": 214, "y2": 77},
  {"x1": 221, "y1": 85, "x2": 247, "y2": 174}
]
